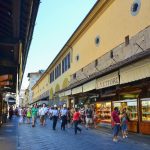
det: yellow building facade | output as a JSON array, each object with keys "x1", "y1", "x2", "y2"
[{"x1": 32, "y1": 0, "x2": 150, "y2": 134}]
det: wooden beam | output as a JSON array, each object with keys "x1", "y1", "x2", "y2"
[
  {"x1": 0, "y1": 75, "x2": 13, "y2": 82},
  {"x1": 12, "y1": 0, "x2": 21, "y2": 38},
  {"x1": 0, "y1": 37, "x2": 19, "y2": 46},
  {"x1": 0, "y1": 81, "x2": 13, "y2": 86},
  {"x1": 0, "y1": 59, "x2": 17, "y2": 67}
]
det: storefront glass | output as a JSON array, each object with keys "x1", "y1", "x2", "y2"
[
  {"x1": 96, "y1": 102, "x2": 111, "y2": 124},
  {"x1": 141, "y1": 98, "x2": 150, "y2": 121},
  {"x1": 113, "y1": 99, "x2": 138, "y2": 121}
]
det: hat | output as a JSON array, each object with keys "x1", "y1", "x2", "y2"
[
  {"x1": 63, "y1": 104, "x2": 66, "y2": 108},
  {"x1": 54, "y1": 104, "x2": 57, "y2": 107}
]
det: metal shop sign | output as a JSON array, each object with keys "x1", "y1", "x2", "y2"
[{"x1": 96, "y1": 72, "x2": 119, "y2": 89}]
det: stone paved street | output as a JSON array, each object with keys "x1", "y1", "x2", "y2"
[
  {"x1": 15, "y1": 117, "x2": 150, "y2": 150},
  {"x1": 0, "y1": 117, "x2": 150, "y2": 150}
]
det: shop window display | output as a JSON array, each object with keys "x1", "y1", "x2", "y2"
[
  {"x1": 141, "y1": 98, "x2": 150, "y2": 121},
  {"x1": 113, "y1": 99, "x2": 138, "y2": 121},
  {"x1": 96, "y1": 102, "x2": 111, "y2": 124}
]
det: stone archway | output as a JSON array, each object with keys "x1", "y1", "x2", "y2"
[
  {"x1": 55, "y1": 84, "x2": 60, "y2": 93},
  {"x1": 50, "y1": 88, "x2": 53, "y2": 100},
  {"x1": 62, "y1": 78, "x2": 69, "y2": 89}
]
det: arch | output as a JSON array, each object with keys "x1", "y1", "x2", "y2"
[
  {"x1": 62, "y1": 78, "x2": 69, "y2": 89},
  {"x1": 50, "y1": 88, "x2": 53, "y2": 100},
  {"x1": 55, "y1": 84, "x2": 60, "y2": 93}
]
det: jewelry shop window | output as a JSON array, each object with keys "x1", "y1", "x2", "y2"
[
  {"x1": 141, "y1": 98, "x2": 150, "y2": 122},
  {"x1": 113, "y1": 99, "x2": 138, "y2": 121}
]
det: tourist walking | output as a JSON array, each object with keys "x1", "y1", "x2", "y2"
[
  {"x1": 73, "y1": 108, "x2": 82, "y2": 134},
  {"x1": 60, "y1": 104, "x2": 68, "y2": 130},
  {"x1": 39, "y1": 103, "x2": 48, "y2": 126},
  {"x1": 9, "y1": 106, "x2": 13, "y2": 120},
  {"x1": 51, "y1": 105, "x2": 59, "y2": 130},
  {"x1": 85, "y1": 105, "x2": 93, "y2": 129},
  {"x1": 26, "y1": 107, "x2": 31, "y2": 124},
  {"x1": 111, "y1": 107, "x2": 120, "y2": 142},
  {"x1": 31, "y1": 104, "x2": 38, "y2": 127}
]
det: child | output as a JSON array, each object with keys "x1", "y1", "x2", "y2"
[{"x1": 121, "y1": 112, "x2": 128, "y2": 138}]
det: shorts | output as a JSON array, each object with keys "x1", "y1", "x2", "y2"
[
  {"x1": 86, "y1": 118, "x2": 93, "y2": 124},
  {"x1": 40, "y1": 115, "x2": 46, "y2": 122},
  {"x1": 113, "y1": 124, "x2": 120, "y2": 136},
  {"x1": 121, "y1": 124, "x2": 127, "y2": 132}
]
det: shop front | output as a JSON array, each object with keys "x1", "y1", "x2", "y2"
[
  {"x1": 113, "y1": 98, "x2": 138, "y2": 132},
  {"x1": 95, "y1": 71, "x2": 119, "y2": 128},
  {"x1": 95, "y1": 101, "x2": 111, "y2": 127},
  {"x1": 139, "y1": 86, "x2": 150, "y2": 134}
]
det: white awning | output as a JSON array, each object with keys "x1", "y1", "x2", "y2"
[
  {"x1": 83, "y1": 80, "x2": 96, "y2": 92},
  {"x1": 72, "y1": 86, "x2": 82, "y2": 95},
  {"x1": 59, "y1": 92, "x2": 65, "y2": 97},
  {"x1": 120, "y1": 58, "x2": 150, "y2": 84},
  {"x1": 96, "y1": 71, "x2": 119, "y2": 89},
  {"x1": 65, "y1": 90, "x2": 72, "y2": 96}
]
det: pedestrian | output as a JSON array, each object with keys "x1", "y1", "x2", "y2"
[
  {"x1": 121, "y1": 108, "x2": 129, "y2": 138},
  {"x1": 67, "y1": 107, "x2": 71, "y2": 128},
  {"x1": 26, "y1": 107, "x2": 31, "y2": 124},
  {"x1": 111, "y1": 107, "x2": 120, "y2": 142},
  {"x1": 85, "y1": 104, "x2": 93, "y2": 129},
  {"x1": 9, "y1": 106, "x2": 13, "y2": 120},
  {"x1": 18, "y1": 107, "x2": 23, "y2": 125},
  {"x1": 60, "y1": 104, "x2": 68, "y2": 130},
  {"x1": 93, "y1": 109, "x2": 97, "y2": 128},
  {"x1": 79, "y1": 106, "x2": 86, "y2": 125},
  {"x1": 51, "y1": 105, "x2": 59, "y2": 130},
  {"x1": 73, "y1": 108, "x2": 82, "y2": 135},
  {"x1": 39, "y1": 103, "x2": 48, "y2": 126},
  {"x1": 31, "y1": 104, "x2": 38, "y2": 127},
  {"x1": 22, "y1": 107, "x2": 27, "y2": 123}
]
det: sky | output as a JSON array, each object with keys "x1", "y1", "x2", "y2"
[{"x1": 21, "y1": 0, "x2": 97, "y2": 90}]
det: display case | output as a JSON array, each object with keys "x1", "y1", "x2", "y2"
[
  {"x1": 113, "y1": 99, "x2": 138, "y2": 121},
  {"x1": 141, "y1": 98, "x2": 150, "y2": 121},
  {"x1": 96, "y1": 102, "x2": 111, "y2": 124}
]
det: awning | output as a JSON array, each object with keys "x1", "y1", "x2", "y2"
[
  {"x1": 83, "y1": 79, "x2": 96, "y2": 92},
  {"x1": 96, "y1": 71, "x2": 119, "y2": 89},
  {"x1": 120, "y1": 58, "x2": 150, "y2": 84},
  {"x1": 65, "y1": 90, "x2": 72, "y2": 96},
  {"x1": 59, "y1": 92, "x2": 65, "y2": 97},
  {"x1": 72, "y1": 86, "x2": 83, "y2": 95}
]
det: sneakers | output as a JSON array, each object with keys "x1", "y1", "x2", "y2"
[{"x1": 113, "y1": 138, "x2": 118, "y2": 142}]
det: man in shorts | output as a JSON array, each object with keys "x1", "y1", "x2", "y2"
[{"x1": 85, "y1": 105, "x2": 93, "y2": 129}]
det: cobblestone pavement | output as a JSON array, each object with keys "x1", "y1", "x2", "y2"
[{"x1": 16, "y1": 118, "x2": 150, "y2": 150}]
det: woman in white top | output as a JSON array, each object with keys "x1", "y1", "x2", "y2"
[{"x1": 39, "y1": 104, "x2": 48, "y2": 126}]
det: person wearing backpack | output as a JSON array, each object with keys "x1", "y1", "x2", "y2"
[{"x1": 85, "y1": 105, "x2": 93, "y2": 129}]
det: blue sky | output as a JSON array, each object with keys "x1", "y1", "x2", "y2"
[{"x1": 21, "y1": 0, "x2": 97, "y2": 89}]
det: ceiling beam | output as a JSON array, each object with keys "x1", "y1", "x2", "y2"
[
  {"x1": 0, "y1": 59, "x2": 17, "y2": 67},
  {"x1": 0, "y1": 74, "x2": 13, "y2": 82},
  {"x1": 12, "y1": 0, "x2": 21, "y2": 38},
  {"x1": 0, "y1": 37, "x2": 19, "y2": 46},
  {"x1": 0, "y1": 81, "x2": 13, "y2": 86}
]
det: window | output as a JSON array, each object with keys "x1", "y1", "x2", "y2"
[
  {"x1": 62, "y1": 53, "x2": 70, "y2": 73},
  {"x1": 141, "y1": 98, "x2": 150, "y2": 121},
  {"x1": 50, "y1": 70, "x2": 54, "y2": 83},
  {"x1": 95, "y1": 59, "x2": 98, "y2": 67},
  {"x1": 131, "y1": 0, "x2": 141, "y2": 16},
  {"x1": 113, "y1": 99, "x2": 138, "y2": 121},
  {"x1": 75, "y1": 54, "x2": 79, "y2": 62},
  {"x1": 125, "y1": 35, "x2": 129, "y2": 46},
  {"x1": 73, "y1": 73, "x2": 76, "y2": 79},
  {"x1": 55, "y1": 63, "x2": 61, "y2": 79},
  {"x1": 95, "y1": 35, "x2": 100, "y2": 46}
]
